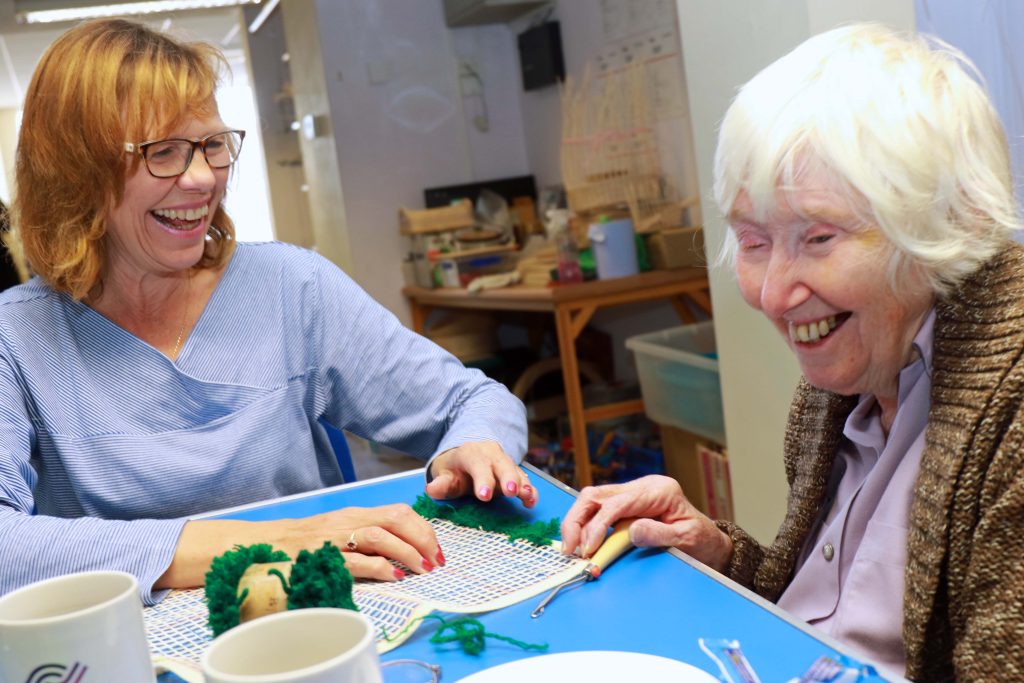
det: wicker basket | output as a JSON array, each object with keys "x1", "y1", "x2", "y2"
[{"x1": 566, "y1": 174, "x2": 663, "y2": 214}]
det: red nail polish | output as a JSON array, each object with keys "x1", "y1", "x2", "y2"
[
  {"x1": 506, "y1": 481, "x2": 518, "y2": 494},
  {"x1": 435, "y1": 548, "x2": 446, "y2": 566},
  {"x1": 393, "y1": 568, "x2": 406, "y2": 580},
  {"x1": 478, "y1": 486, "x2": 491, "y2": 499},
  {"x1": 422, "y1": 558, "x2": 435, "y2": 572}
]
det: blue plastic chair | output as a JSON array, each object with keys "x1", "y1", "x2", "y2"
[{"x1": 319, "y1": 418, "x2": 358, "y2": 483}]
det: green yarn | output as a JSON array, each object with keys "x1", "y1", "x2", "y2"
[
  {"x1": 205, "y1": 542, "x2": 356, "y2": 638},
  {"x1": 205, "y1": 543, "x2": 290, "y2": 637},
  {"x1": 427, "y1": 615, "x2": 548, "y2": 655},
  {"x1": 274, "y1": 541, "x2": 358, "y2": 612},
  {"x1": 380, "y1": 614, "x2": 548, "y2": 656},
  {"x1": 412, "y1": 494, "x2": 560, "y2": 546}
]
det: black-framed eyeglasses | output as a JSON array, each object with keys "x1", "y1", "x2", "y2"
[{"x1": 124, "y1": 129, "x2": 245, "y2": 178}]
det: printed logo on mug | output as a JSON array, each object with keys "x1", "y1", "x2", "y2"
[
  {"x1": 0, "y1": 571, "x2": 154, "y2": 683},
  {"x1": 24, "y1": 662, "x2": 88, "y2": 683}
]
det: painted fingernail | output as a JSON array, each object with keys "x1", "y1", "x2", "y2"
[
  {"x1": 422, "y1": 558, "x2": 435, "y2": 572},
  {"x1": 478, "y1": 486, "x2": 491, "y2": 499},
  {"x1": 506, "y1": 481, "x2": 518, "y2": 495},
  {"x1": 522, "y1": 484, "x2": 532, "y2": 495},
  {"x1": 393, "y1": 568, "x2": 406, "y2": 580},
  {"x1": 435, "y1": 548, "x2": 446, "y2": 566}
]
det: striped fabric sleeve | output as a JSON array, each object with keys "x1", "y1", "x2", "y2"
[
  {"x1": 0, "y1": 508, "x2": 187, "y2": 606},
  {"x1": 310, "y1": 253, "x2": 527, "y2": 466},
  {"x1": 0, "y1": 352, "x2": 186, "y2": 605}
]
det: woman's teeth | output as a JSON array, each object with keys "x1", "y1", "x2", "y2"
[
  {"x1": 153, "y1": 205, "x2": 209, "y2": 221},
  {"x1": 790, "y1": 316, "x2": 838, "y2": 343}
]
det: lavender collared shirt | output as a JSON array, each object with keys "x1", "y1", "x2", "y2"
[{"x1": 777, "y1": 309, "x2": 935, "y2": 676}]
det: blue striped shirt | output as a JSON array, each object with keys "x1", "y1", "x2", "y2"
[{"x1": 0, "y1": 242, "x2": 526, "y2": 604}]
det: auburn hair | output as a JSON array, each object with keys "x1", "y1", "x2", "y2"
[{"x1": 13, "y1": 18, "x2": 235, "y2": 299}]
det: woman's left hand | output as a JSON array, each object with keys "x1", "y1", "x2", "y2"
[
  {"x1": 425, "y1": 441, "x2": 537, "y2": 508},
  {"x1": 561, "y1": 475, "x2": 733, "y2": 573}
]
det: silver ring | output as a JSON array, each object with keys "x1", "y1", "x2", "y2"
[{"x1": 345, "y1": 530, "x2": 358, "y2": 552}]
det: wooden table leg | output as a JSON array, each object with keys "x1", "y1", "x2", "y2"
[
  {"x1": 409, "y1": 301, "x2": 432, "y2": 335},
  {"x1": 555, "y1": 303, "x2": 593, "y2": 489},
  {"x1": 687, "y1": 288, "x2": 713, "y2": 316},
  {"x1": 670, "y1": 295, "x2": 697, "y2": 324}
]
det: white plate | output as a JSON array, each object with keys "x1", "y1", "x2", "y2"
[{"x1": 454, "y1": 651, "x2": 719, "y2": 683}]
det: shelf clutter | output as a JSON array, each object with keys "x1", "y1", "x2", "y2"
[
  {"x1": 400, "y1": 198, "x2": 521, "y2": 289},
  {"x1": 397, "y1": 54, "x2": 706, "y2": 294},
  {"x1": 399, "y1": 195, "x2": 705, "y2": 293}
]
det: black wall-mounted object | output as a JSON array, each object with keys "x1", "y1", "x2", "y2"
[
  {"x1": 517, "y1": 21, "x2": 565, "y2": 91},
  {"x1": 424, "y1": 175, "x2": 537, "y2": 209},
  {"x1": 444, "y1": 0, "x2": 547, "y2": 27}
]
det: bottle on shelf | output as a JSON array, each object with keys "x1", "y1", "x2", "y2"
[{"x1": 547, "y1": 209, "x2": 583, "y2": 285}]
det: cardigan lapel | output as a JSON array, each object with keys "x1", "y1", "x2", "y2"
[
  {"x1": 903, "y1": 246, "x2": 1024, "y2": 675},
  {"x1": 760, "y1": 381, "x2": 855, "y2": 601}
]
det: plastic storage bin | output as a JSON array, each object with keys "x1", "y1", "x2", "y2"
[{"x1": 625, "y1": 321, "x2": 725, "y2": 444}]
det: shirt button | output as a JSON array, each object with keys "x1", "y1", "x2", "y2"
[{"x1": 822, "y1": 543, "x2": 835, "y2": 561}]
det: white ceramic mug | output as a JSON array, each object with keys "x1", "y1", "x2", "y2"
[
  {"x1": 0, "y1": 570, "x2": 154, "y2": 683},
  {"x1": 201, "y1": 608, "x2": 382, "y2": 683}
]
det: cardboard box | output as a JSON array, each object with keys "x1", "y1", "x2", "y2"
[
  {"x1": 647, "y1": 226, "x2": 705, "y2": 270},
  {"x1": 661, "y1": 424, "x2": 733, "y2": 521},
  {"x1": 425, "y1": 312, "x2": 497, "y2": 363},
  {"x1": 399, "y1": 200, "x2": 474, "y2": 235}
]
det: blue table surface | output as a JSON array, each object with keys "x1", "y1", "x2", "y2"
[{"x1": 204, "y1": 468, "x2": 897, "y2": 682}]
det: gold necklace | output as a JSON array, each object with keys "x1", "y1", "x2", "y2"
[{"x1": 172, "y1": 271, "x2": 191, "y2": 358}]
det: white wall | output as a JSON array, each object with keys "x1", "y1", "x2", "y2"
[
  {"x1": 915, "y1": 0, "x2": 1024, "y2": 208},
  {"x1": 676, "y1": 0, "x2": 914, "y2": 542},
  {"x1": 309, "y1": 0, "x2": 530, "y2": 321},
  {"x1": 218, "y1": 80, "x2": 275, "y2": 243}
]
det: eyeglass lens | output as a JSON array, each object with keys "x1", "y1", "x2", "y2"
[{"x1": 143, "y1": 131, "x2": 243, "y2": 177}]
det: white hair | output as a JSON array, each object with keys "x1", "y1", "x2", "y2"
[{"x1": 713, "y1": 22, "x2": 1019, "y2": 294}]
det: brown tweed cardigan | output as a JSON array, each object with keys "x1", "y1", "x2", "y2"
[{"x1": 717, "y1": 245, "x2": 1024, "y2": 681}]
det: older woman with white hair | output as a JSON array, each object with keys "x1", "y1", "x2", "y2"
[{"x1": 561, "y1": 23, "x2": 1024, "y2": 681}]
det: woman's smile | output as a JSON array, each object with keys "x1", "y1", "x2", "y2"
[
  {"x1": 788, "y1": 314, "x2": 839, "y2": 343},
  {"x1": 151, "y1": 203, "x2": 209, "y2": 233}
]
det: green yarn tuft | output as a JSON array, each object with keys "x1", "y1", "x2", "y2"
[
  {"x1": 412, "y1": 494, "x2": 560, "y2": 546},
  {"x1": 205, "y1": 542, "x2": 357, "y2": 637},
  {"x1": 205, "y1": 543, "x2": 290, "y2": 637},
  {"x1": 285, "y1": 541, "x2": 358, "y2": 612}
]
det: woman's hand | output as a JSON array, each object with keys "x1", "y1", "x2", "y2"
[
  {"x1": 425, "y1": 441, "x2": 537, "y2": 508},
  {"x1": 288, "y1": 503, "x2": 443, "y2": 580},
  {"x1": 157, "y1": 502, "x2": 443, "y2": 589},
  {"x1": 560, "y1": 475, "x2": 733, "y2": 573}
]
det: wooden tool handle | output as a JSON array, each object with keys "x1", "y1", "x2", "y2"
[{"x1": 585, "y1": 518, "x2": 636, "y2": 579}]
